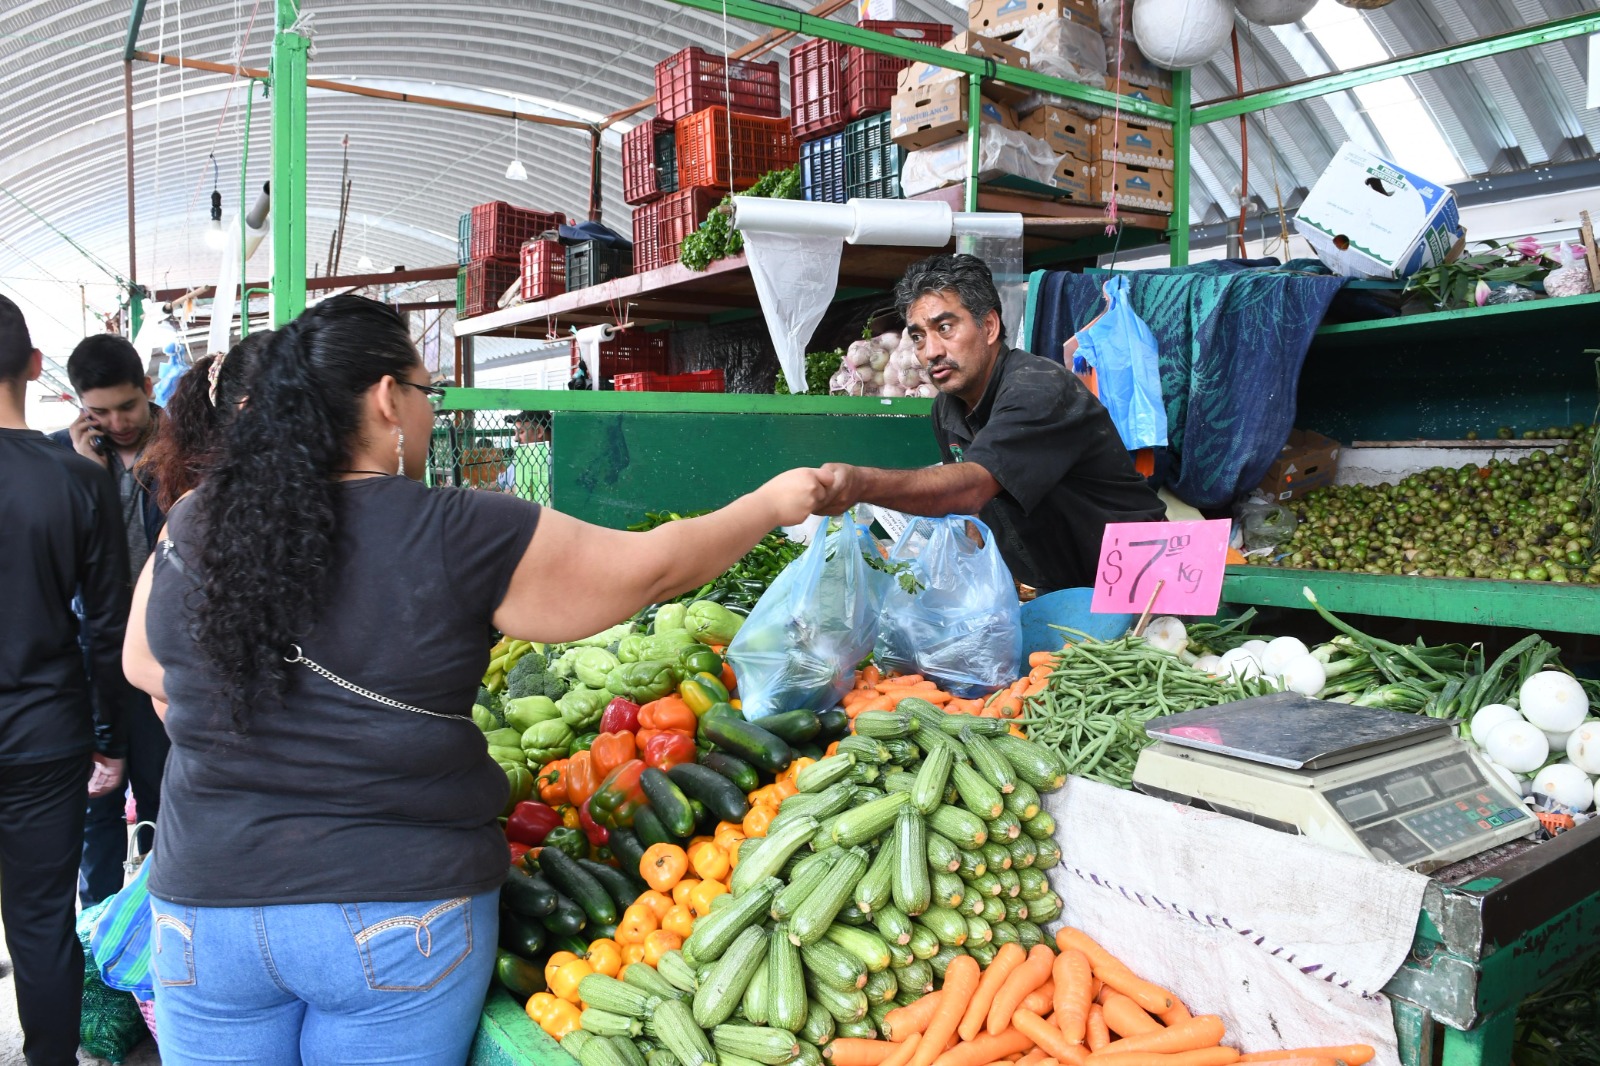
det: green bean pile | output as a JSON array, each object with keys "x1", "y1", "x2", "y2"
[{"x1": 1017, "y1": 636, "x2": 1268, "y2": 789}]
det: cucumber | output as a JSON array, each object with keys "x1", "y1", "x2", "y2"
[
  {"x1": 683, "y1": 878, "x2": 781, "y2": 964},
  {"x1": 964, "y1": 733, "x2": 1017, "y2": 795},
  {"x1": 806, "y1": 978, "x2": 868, "y2": 1024},
  {"x1": 872, "y1": 902, "x2": 913, "y2": 947},
  {"x1": 1024, "y1": 810, "x2": 1057, "y2": 840},
  {"x1": 1003, "y1": 781, "x2": 1042, "y2": 822},
  {"x1": 633, "y1": 805, "x2": 676, "y2": 849},
  {"x1": 987, "y1": 812, "x2": 1022, "y2": 842},
  {"x1": 544, "y1": 890, "x2": 588, "y2": 936},
  {"x1": 996, "y1": 868, "x2": 1021, "y2": 898},
  {"x1": 928, "y1": 805, "x2": 988, "y2": 850},
  {"x1": 795, "y1": 754, "x2": 855, "y2": 794},
  {"x1": 824, "y1": 925, "x2": 891, "y2": 974},
  {"x1": 982, "y1": 842, "x2": 1012, "y2": 873},
  {"x1": 926, "y1": 833, "x2": 961, "y2": 873},
  {"x1": 741, "y1": 960, "x2": 770, "y2": 1025},
  {"x1": 501, "y1": 865, "x2": 559, "y2": 919},
  {"x1": 693, "y1": 925, "x2": 768, "y2": 1028},
  {"x1": 698, "y1": 717, "x2": 793, "y2": 773},
  {"x1": 930, "y1": 869, "x2": 964, "y2": 909},
  {"x1": 1028, "y1": 892, "x2": 1062, "y2": 923},
  {"x1": 830, "y1": 792, "x2": 911, "y2": 848},
  {"x1": 1018, "y1": 867, "x2": 1050, "y2": 901},
  {"x1": 967, "y1": 941, "x2": 997, "y2": 968},
  {"x1": 758, "y1": 710, "x2": 821, "y2": 744},
  {"x1": 799, "y1": 938, "x2": 867, "y2": 992},
  {"x1": 853, "y1": 709, "x2": 913, "y2": 739},
  {"x1": 891, "y1": 809, "x2": 930, "y2": 917},
  {"x1": 815, "y1": 709, "x2": 850, "y2": 742},
  {"x1": 835, "y1": 1016, "x2": 879, "y2": 1040},
  {"x1": 970, "y1": 872, "x2": 1003, "y2": 899},
  {"x1": 799, "y1": 999, "x2": 836, "y2": 1046},
  {"x1": 906, "y1": 922, "x2": 940, "y2": 960},
  {"x1": 950, "y1": 761, "x2": 1004, "y2": 820},
  {"x1": 928, "y1": 945, "x2": 968, "y2": 979},
  {"x1": 965, "y1": 915, "x2": 993, "y2": 945},
  {"x1": 790, "y1": 847, "x2": 869, "y2": 945},
  {"x1": 624, "y1": 959, "x2": 686, "y2": 1001},
  {"x1": 1008, "y1": 835, "x2": 1037, "y2": 870},
  {"x1": 640, "y1": 768, "x2": 696, "y2": 838},
  {"x1": 701, "y1": 751, "x2": 761, "y2": 794},
  {"x1": 772, "y1": 858, "x2": 834, "y2": 923},
  {"x1": 863, "y1": 968, "x2": 897, "y2": 1006},
  {"x1": 712, "y1": 1024, "x2": 801, "y2": 1066},
  {"x1": 1034, "y1": 837, "x2": 1062, "y2": 869},
  {"x1": 991, "y1": 734, "x2": 1067, "y2": 791},
  {"x1": 911, "y1": 742, "x2": 954, "y2": 815},
  {"x1": 578, "y1": 858, "x2": 648, "y2": 911},
  {"x1": 854, "y1": 834, "x2": 897, "y2": 916},
  {"x1": 499, "y1": 912, "x2": 547, "y2": 960},
  {"x1": 608, "y1": 829, "x2": 648, "y2": 885},
  {"x1": 767, "y1": 923, "x2": 807, "y2": 1033},
  {"x1": 645, "y1": 998, "x2": 716, "y2": 1066},
  {"x1": 731, "y1": 816, "x2": 819, "y2": 897},
  {"x1": 918, "y1": 905, "x2": 967, "y2": 947},
  {"x1": 657, "y1": 950, "x2": 700, "y2": 993},
  {"x1": 669, "y1": 763, "x2": 751, "y2": 823}
]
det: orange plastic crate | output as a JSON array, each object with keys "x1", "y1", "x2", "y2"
[{"x1": 676, "y1": 107, "x2": 797, "y2": 192}]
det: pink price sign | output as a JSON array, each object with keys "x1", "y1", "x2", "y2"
[{"x1": 1090, "y1": 519, "x2": 1231, "y2": 617}]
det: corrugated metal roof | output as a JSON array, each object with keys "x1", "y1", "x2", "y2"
[{"x1": 0, "y1": 0, "x2": 1594, "y2": 319}]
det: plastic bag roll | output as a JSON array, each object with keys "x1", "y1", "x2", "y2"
[
  {"x1": 745, "y1": 229, "x2": 843, "y2": 393},
  {"x1": 847, "y1": 199, "x2": 953, "y2": 246},
  {"x1": 574, "y1": 324, "x2": 619, "y2": 390},
  {"x1": 733, "y1": 196, "x2": 855, "y2": 238},
  {"x1": 952, "y1": 213, "x2": 1024, "y2": 239}
]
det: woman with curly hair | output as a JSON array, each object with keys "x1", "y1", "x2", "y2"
[{"x1": 121, "y1": 294, "x2": 832, "y2": 1063}]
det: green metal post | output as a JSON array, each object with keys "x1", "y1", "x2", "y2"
[
  {"x1": 1167, "y1": 68, "x2": 1191, "y2": 266},
  {"x1": 965, "y1": 75, "x2": 981, "y2": 213},
  {"x1": 240, "y1": 79, "x2": 256, "y2": 337},
  {"x1": 1439, "y1": 1009, "x2": 1516, "y2": 1066},
  {"x1": 123, "y1": 0, "x2": 149, "y2": 60},
  {"x1": 271, "y1": 0, "x2": 308, "y2": 327}
]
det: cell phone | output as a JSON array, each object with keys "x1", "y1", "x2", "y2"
[{"x1": 90, "y1": 433, "x2": 110, "y2": 456}]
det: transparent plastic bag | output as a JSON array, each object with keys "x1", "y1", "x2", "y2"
[
  {"x1": 1013, "y1": 18, "x2": 1108, "y2": 87},
  {"x1": 1236, "y1": 493, "x2": 1297, "y2": 554},
  {"x1": 899, "y1": 127, "x2": 1062, "y2": 198},
  {"x1": 726, "y1": 511, "x2": 892, "y2": 719},
  {"x1": 873, "y1": 516, "x2": 1023, "y2": 698}
]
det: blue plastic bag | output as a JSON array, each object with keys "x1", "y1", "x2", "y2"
[
  {"x1": 1069, "y1": 275, "x2": 1168, "y2": 450},
  {"x1": 150, "y1": 345, "x2": 189, "y2": 407},
  {"x1": 90, "y1": 848, "x2": 154, "y2": 1001},
  {"x1": 873, "y1": 516, "x2": 1022, "y2": 698},
  {"x1": 726, "y1": 512, "x2": 891, "y2": 720}
]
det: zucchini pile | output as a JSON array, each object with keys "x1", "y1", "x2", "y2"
[{"x1": 566, "y1": 698, "x2": 1068, "y2": 1066}]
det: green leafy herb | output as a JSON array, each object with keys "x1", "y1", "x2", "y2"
[
  {"x1": 774, "y1": 349, "x2": 844, "y2": 395},
  {"x1": 677, "y1": 165, "x2": 801, "y2": 272}
]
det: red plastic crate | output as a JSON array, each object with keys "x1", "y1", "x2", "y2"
[
  {"x1": 655, "y1": 46, "x2": 782, "y2": 123},
  {"x1": 569, "y1": 331, "x2": 670, "y2": 386},
  {"x1": 460, "y1": 258, "x2": 521, "y2": 319},
  {"x1": 632, "y1": 202, "x2": 663, "y2": 274},
  {"x1": 613, "y1": 369, "x2": 725, "y2": 393},
  {"x1": 676, "y1": 107, "x2": 797, "y2": 192},
  {"x1": 519, "y1": 239, "x2": 566, "y2": 302},
  {"x1": 623, "y1": 118, "x2": 675, "y2": 205},
  {"x1": 469, "y1": 202, "x2": 565, "y2": 261},
  {"x1": 790, "y1": 38, "x2": 847, "y2": 140},
  {"x1": 844, "y1": 21, "x2": 954, "y2": 120},
  {"x1": 656, "y1": 187, "x2": 722, "y2": 268}
]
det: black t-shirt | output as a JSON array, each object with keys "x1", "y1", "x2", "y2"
[
  {"x1": 932, "y1": 347, "x2": 1166, "y2": 593},
  {"x1": 0, "y1": 428, "x2": 131, "y2": 764},
  {"x1": 146, "y1": 477, "x2": 539, "y2": 906}
]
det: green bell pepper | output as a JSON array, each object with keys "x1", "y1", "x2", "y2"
[
  {"x1": 605, "y1": 660, "x2": 679, "y2": 703},
  {"x1": 503, "y1": 765, "x2": 535, "y2": 816},
  {"x1": 680, "y1": 647, "x2": 725, "y2": 679},
  {"x1": 686, "y1": 600, "x2": 744, "y2": 645},
  {"x1": 617, "y1": 632, "x2": 697, "y2": 664},
  {"x1": 471, "y1": 704, "x2": 498, "y2": 733},
  {"x1": 588, "y1": 759, "x2": 649, "y2": 829},
  {"x1": 653, "y1": 603, "x2": 689, "y2": 633},
  {"x1": 521, "y1": 719, "x2": 575, "y2": 765},
  {"x1": 700, "y1": 702, "x2": 742, "y2": 724},
  {"x1": 556, "y1": 686, "x2": 609, "y2": 732},
  {"x1": 542, "y1": 826, "x2": 587, "y2": 860},
  {"x1": 504, "y1": 695, "x2": 561, "y2": 734},
  {"x1": 570, "y1": 732, "x2": 599, "y2": 753},
  {"x1": 568, "y1": 647, "x2": 621, "y2": 690}
]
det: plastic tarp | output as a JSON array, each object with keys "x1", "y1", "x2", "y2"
[{"x1": 900, "y1": 127, "x2": 1061, "y2": 199}]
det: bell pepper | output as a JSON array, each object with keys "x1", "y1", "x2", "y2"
[
  {"x1": 599, "y1": 697, "x2": 642, "y2": 735},
  {"x1": 680, "y1": 646, "x2": 724, "y2": 678},
  {"x1": 521, "y1": 719, "x2": 575, "y2": 765},
  {"x1": 578, "y1": 802, "x2": 610, "y2": 847},
  {"x1": 643, "y1": 730, "x2": 697, "y2": 772},
  {"x1": 639, "y1": 695, "x2": 698, "y2": 733},
  {"x1": 565, "y1": 749, "x2": 600, "y2": 807},
  {"x1": 591, "y1": 731, "x2": 638, "y2": 779},
  {"x1": 680, "y1": 672, "x2": 732, "y2": 717},
  {"x1": 537, "y1": 760, "x2": 569, "y2": 805},
  {"x1": 617, "y1": 632, "x2": 697, "y2": 664},
  {"x1": 509, "y1": 841, "x2": 533, "y2": 865},
  {"x1": 588, "y1": 759, "x2": 649, "y2": 829},
  {"x1": 542, "y1": 826, "x2": 587, "y2": 861},
  {"x1": 557, "y1": 686, "x2": 609, "y2": 732},
  {"x1": 472, "y1": 705, "x2": 499, "y2": 732},
  {"x1": 505, "y1": 800, "x2": 563, "y2": 847},
  {"x1": 606, "y1": 661, "x2": 679, "y2": 704},
  {"x1": 558, "y1": 804, "x2": 581, "y2": 829},
  {"x1": 568, "y1": 647, "x2": 621, "y2": 690},
  {"x1": 701, "y1": 702, "x2": 741, "y2": 724},
  {"x1": 570, "y1": 732, "x2": 598, "y2": 753},
  {"x1": 686, "y1": 600, "x2": 744, "y2": 646},
  {"x1": 653, "y1": 603, "x2": 689, "y2": 633},
  {"x1": 505, "y1": 695, "x2": 561, "y2": 734},
  {"x1": 503, "y1": 765, "x2": 535, "y2": 816}
]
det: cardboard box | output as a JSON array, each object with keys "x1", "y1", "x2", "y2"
[
  {"x1": 1087, "y1": 117, "x2": 1174, "y2": 169},
  {"x1": 1052, "y1": 157, "x2": 1101, "y2": 202},
  {"x1": 1018, "y1": 106, "x2": 1096, "y2": 162},
  {"x1": 897, "y1": 33, "x2": 1033, "y2": 106},
  {"x1": 1096, "y1": 162, "x2": 1174, "y2": 213},
  {"x1": 891, "y1": 81, "x2": 1018, "y2": 150},
  {"x1": 1293, "y1": 140, "x2": 1464, "y2": 280},
  {"x1": 1104, "y1": 74, "x2": 1172, "y2": 113},
  {"x1": 1259, "y1": 430, "x2": 1342, "y2": 502},
  {"x1": 1102, "y1": 31, "x2": 1172, "y2": 88},
  {"x1": 969, "y1": 0, "x2": 1098, "y2": 35}
]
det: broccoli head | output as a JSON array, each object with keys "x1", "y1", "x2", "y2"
[
  {"x1": 474, "y1": 687, "x2": 507, "y2": 726},
  {"x1": 542, "y1": 674, "x2": 570, "y2": 700},
  {"x1": 506, "y1": 654, "x2": 553, "y2": 701}
]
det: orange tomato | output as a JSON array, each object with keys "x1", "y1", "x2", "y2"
[
  {"x1": 688, "y1": 841, "x2": 730, "y2": 883},
  {"x1": 772, "y1": 778, "x2": 799, "y2": 800},
  {"x1": 544, "y1": 951, "x2": 580, "y2": 990},
  {"x1": 550, "y1": 958, "x2": 593, "y2": 1003},
  {"x1": 742, "y1": 803, "x2": 778, "y2": 838},
  {"x1": 585, "y1": 938, "x2": 622, "y2": 978},
  {"x1": 661, "y1": 904, "x2": 696, "y2": 938},
  {"x1": 640, "y1": 843, "x2": 688, "y2": 892},
  {"x1": 688, "y1": 878, "x2": 728, "y2": 918},
  {"x1": 543, "y1": 999, "x2": 581, "y2": 1039},
  {"x1": 747, "y1": 784, "x2": 783, "y2": 807},
  {"x1": 672, "y1": 878, "x2": 701, "y2": 908},
  {"x1": 780, "y1": 757, "x2": 816, "y2": 786},
  {"x1": 621, "y1": 943, "x2": 647, "y2": 966},
  {"x1": 525, "y1": 992, "x2": 561, "y2": 1024},
  {"x1": 643, "y1": 930, "x2": 684, "y2": 967},
  {"x1": 634, "y1": 889, "x2": 674, "y2": 922},
  {"x1": 713, "y1": 821, "x2": 746, "y2": 851},
  {"x1": 616, "y1": 903, "x2": 659, "y2": 946}
]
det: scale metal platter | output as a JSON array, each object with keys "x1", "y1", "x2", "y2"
[{"x1": 1132, "y1": 694, "x2": 1537, "y2": 870}]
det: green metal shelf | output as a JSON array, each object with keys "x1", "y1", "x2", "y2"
[
  {"x1": 1312, "y1": 291, "x2": 1600, "y2": 353},
  {"x1": 1222, "y1": 566, "x2": 1600, "y2": 635}
]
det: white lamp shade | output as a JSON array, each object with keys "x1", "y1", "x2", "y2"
[
  {"x1": 1235, "y1": 0, "x2": 1317, "y2": 25},
  {"x1": 1133, "y1": 0, "x2": 1234, "y2": 69}
]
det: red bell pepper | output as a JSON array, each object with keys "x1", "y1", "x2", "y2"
[
  {"x1": 590, "y1": 731, "x2": 639, "y2": 781},
  {"x1": 599, "y1": 697, "x2": 641, "y2": 735},
  {"x1": 578, "y1": 802, "x2": 610, "y2": 847},
  {"x1": 504, "y1": 801, "x2": 563, "y2": 847},
  {"x1": 643, "y1": 730, "x2": 697, "y2": 772},
  {"x1": 588, "y1": 759, "x2": 648, "y2": 829},
  {"x1": 508, "y1": 841, "x2": 533, "y2": 865}
]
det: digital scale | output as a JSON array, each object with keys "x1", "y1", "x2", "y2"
[{"x1": 1131, "y1": 693, "x2": 1538, "y2": 871}]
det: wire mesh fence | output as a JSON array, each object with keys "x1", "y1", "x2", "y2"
[{"x1": 428, "y1": 407, "x2": 554, "y2": 506}]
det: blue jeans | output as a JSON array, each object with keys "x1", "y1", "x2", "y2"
[{"x1": 149, "y1": 891, "x2": 498, "y2": 1066}]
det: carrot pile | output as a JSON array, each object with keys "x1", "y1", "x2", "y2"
[
  {"x1": 842, "y1": 657, "x2": 1057, "y2": 722},
  {"x1": 821, "y1": 928, "x2": 1375, "y2": 1066}
]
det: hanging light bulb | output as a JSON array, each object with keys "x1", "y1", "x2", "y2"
[
  {"x1": 205, "y1": 154, "x2": 226, "y2": 249},
  {"x1": 506, "y1": 110, "x2": 528, "y2": 181},
  {"x1": 356, "y1": 222, "x2": 375, "y2": 273}
]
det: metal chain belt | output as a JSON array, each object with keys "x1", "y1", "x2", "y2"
[{"x1": 285, "y1": 645, "x2": 467, "y2": 722}]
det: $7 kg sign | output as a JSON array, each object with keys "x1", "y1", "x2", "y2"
[{"x1": 1090, "y1": 518, "x2": 1230, "y2": 617}]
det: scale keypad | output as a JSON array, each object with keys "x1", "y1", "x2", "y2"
[{"x1": 1329, "y1": 752, "x2": 1532, "y2": 863}]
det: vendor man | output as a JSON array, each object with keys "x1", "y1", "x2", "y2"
[{"x1": 816, "y1": 253, "x2": 1165, "y2": 592}]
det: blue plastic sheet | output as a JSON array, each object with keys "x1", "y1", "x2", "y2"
[
  {"x1": 874, "y1": 515, "x2": 1022, "y2": 698},
  {"x1": 726, "y1": 512, "x2": 890, "y2": 719},
  {"x1": 1069, "y1": 275, "x2": 1167, "y2": 450}
]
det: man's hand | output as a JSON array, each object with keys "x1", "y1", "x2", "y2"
[
  {"x1": 815, "y1": 463, "x2": 864, "y2": 516},
  {"x1": 87, "y1": 755, "x2": 125, "y2": 799},
  {"x1": 68, "y1": 410, "x2": 108, "y2": 467},
  {"x1": 758, "y1": 467, "x2": 837, "y2": 527}
]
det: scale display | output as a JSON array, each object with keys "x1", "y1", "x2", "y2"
[{"x1": 1133, "y1": 697, "x2": 1535, "y2": 870}]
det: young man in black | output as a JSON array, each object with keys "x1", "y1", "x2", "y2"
[
  {"x1": 815, "y1": 254, "x2": 1166, "y2": 593},
  {"x1": 0, "y1": 295, "x2": 130, "y2": 1065}
]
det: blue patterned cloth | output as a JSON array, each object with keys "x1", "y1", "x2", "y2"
[{"x1": 1031, "y1": 259, "x2": 1346, "y2": 509}]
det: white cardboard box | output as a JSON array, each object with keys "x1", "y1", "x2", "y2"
[{"x1": 1293, "y1": 141, "x2": 1463, "y2": 280}]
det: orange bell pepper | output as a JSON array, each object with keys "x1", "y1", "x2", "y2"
[
  {"x1": 638, "y1": 695, "x2": 697, "y2": 734},
  {"x1": 565, "y1": 750, "x2": 600, "y2": 808},
  {"x1": 590, "y1": 731, "x2": 638, "y2": 780},
  {"x1": 537, "y1": 759, "x2": 569, "y2": 805}
]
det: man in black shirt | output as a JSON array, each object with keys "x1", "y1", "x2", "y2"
[
  {"x1": 817, "y1": 254, "x2": 1165, "y2": 592},
  {"x1": 0, "y1": 295, "x2": 130, "y2": 1066}
]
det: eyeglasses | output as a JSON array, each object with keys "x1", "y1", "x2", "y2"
[{"x1": 400, "y1": 380, "x2": 447, "y2": 408}]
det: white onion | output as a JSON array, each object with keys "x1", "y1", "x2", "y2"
[
  {"x1": 1470, "y1": 704, "x2": 1523, "y2": 745},
  {"x1": 1261, "y1": 636, "x2": 1309, "y2": 676},
  {"x1": 1143, "y1": 617, "x2": 1188, "y2": 656},
  {"x1": 1519, "y1": 671, "x2": 1590, "y2": 733},
  {"x1": 1483, "y1": 719, "x2": 1550, "y2": 773},
  {"x1": 1192, "y1": 654, "x2": 1222, "y2": 675},
  {"x1": 1240, "y1": 640, "x2": 1268, "y2": 663},
  {"x1": 868, "y1": 348, "x2": 890, "y2": 372},
  {"x1": 1565, "y1": 721, "x2": 1600, "y2": 774},
  {"x1": 1532, "y1": 763, "x2": 1595, "y2": 812},
  {"x1": 1544, "y1": 728, "x2": 1578, "y2": 754},
  {"x1": 1219, "y1": 647, "x2": 1262, "y2": 681},
  {"x1": 1279, "y1": 654, "x2": 1326, "y2": 697},
  {"x1": 913, "y1": 384, "x2": 938, "y2": 399},
  {"x1": 1485, "y1": 760, "x2": 1523, "y2": 796}
]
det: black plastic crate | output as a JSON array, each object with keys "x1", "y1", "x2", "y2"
[
  {"x1": 845, "y1": 111, "x2": 905, "y2": 201},
  {"x1": 565, "y1": 240, "x2": 632, "y2": 291},
  {"x1": 654, "y1": 130, "x2": 679, "y2": 197},
  {"x1": 801, "y1": 133, "x2": 848, "y2": 204}
]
